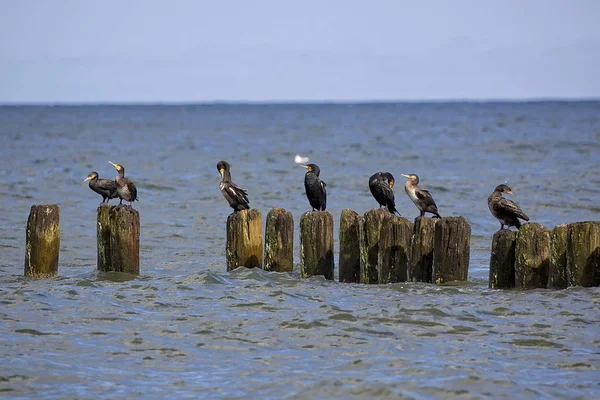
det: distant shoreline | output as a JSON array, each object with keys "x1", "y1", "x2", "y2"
[{"x1": 1, "y1": 98, "x2": 599, "y2": 107}]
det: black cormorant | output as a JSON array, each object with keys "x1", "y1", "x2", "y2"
[
  {"x1": 302, "y1": 164, "x2": 326, "y2": 211},
  {"x1": 401, "y1": 174, "x2": 441, "y2": 218},
  {"x1": 488, "y1": 184, "x2": 529, "y2": 230},
  {"x1": 83, "y1": 171, "x2": 118, "y2": 203},
  {"x1": 369, "y1": 172, "x2": 400, "y2": 215},
  {"x1": 109, "y1": 161, "x2": 138, "y2": 205},
  {"x1": 217, "y1": 160, "x2": 250, "y2": 213}
]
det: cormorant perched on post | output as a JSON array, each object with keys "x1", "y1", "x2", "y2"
[
  {"x1": 217, "y1": 160, "x2": 249, "y2": 213},
  {"x1": 109, "y1": 161, "x2": 138, "y2": 206},
  {"x1": 401, "y1": 174, "x2": 441, "y2": 218},
  {"x1": 488, "y1": 184, "x2": 529, "y2": 230},
  {"x1": 83, "y1": 171, "x2": 118, "y2": 203},
  {"x1": 302, "y1": 164, "x2": 326, "y2": 211},
  {"x1": 369, "y1": 172, "x2": 400, "y2": 215}
]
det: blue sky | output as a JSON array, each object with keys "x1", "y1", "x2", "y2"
[{"x1": 1, "y1": 0, "x2": 599, "y2": 103}]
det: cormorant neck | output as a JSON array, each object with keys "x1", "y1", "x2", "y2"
[{"x1": 221, "y1": 170, "x2": 232, "y2": 182}]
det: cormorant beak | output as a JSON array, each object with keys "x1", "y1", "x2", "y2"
[
  {"x1": 109, "y1": 161, "x2": 118, "y2": 169},
  {"x1": 401, "y1": 174, "x2": 410, "y2": 179},
  {"x1": 506, "y1": 189, "x2": 515, "y2": 195},
  {"x1": 218, "y1": 168, "x2": 224, "y2": 178},
  {"x1": 389, "y1": 181, "x2": 394, "y2": 189},
  {"x1": 301, "y1": 165, "x2": 311, "y2": 171},
  {"x1": 83, "y1": 176, "x2": 92, "y2": 183}
]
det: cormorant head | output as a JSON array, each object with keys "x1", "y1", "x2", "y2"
[
  {"x1": 302, "y1": 163, "x2": 321, "y2": 176},
  {"x1": 495, "y1": 184, "x2": 514, "y2": 195},
  {"x1": 401, "y1": 174, "x2": 419, "y2": 184},
  {"x1": 83, "y1": 171, "x2": 98, "y2": 182},
  {"x1": 109, "y1": 161, "x2": 125, "y2": 174},
  {"x1": 217, "y1": 160, "x2": 231, "y2": 178},
  {"x1": 383, "y1": 172, "x2": 395, "y2": 188}
]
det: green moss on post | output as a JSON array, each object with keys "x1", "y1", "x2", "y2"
[
  {"x1": 226, "y1": 209, "x2": 263, "y2": 271},
  {"x1": 549, "y1": 224, "x2": 568, "y2": 289},
  {"x1": 408, "y1": 217, "x2": 436, "y2": 282},
  {"x1": 378, "y1": 214, "x2": 412, "y2": 283},
  {"x1": 360, "y1": 208, "x2": 387, "y2": 284},
  {"x1": 514, "y1": 223, "x2": 549, "y2": 289},
  {"x1": 24, "y1": 204, "x2": 60, "y2": 279},
  {"x1": 566, "y1": 221, "x2": 600, "y2": 287},
  {"x1": 488, "y1": 229, "x2": 517, "y2": 289},
  {"x1": 433, "y1": 216, "x2": 471, "y2": 284},
  {"x1": 264, "y1": 208, "x2": 293, "y2": 272},
  {"x1": 339, "y1": 209, "x2": 362, "y2": 283},
  {"x1": 300, "y1": 211, "x2": 334, "y2": 279},
  {"x1": 97, "y1": 204, "x2": 140, "y2": 275}
]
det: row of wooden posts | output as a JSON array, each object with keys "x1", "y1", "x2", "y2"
[
  {"x1": 228, "y1": 207, "x2": 471, "y2": 285},
  {"x1": 23, "y1": 204, "x2": 600, "y2": 289}
]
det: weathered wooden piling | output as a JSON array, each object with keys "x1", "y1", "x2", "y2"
[
  {"x1": 97, "y1": 204, "x2": 140, "y2": 275},
  {"x1": 488, "y1": 230, "x2": 517, "y2": 289},
  {"x1": 24, "y1": 204, "x2": 60, "y2": 279},
  {"x1": 433, "y1": 216, "x2": 471, "y2": 284},
  {"x1": 360, "y1": 208, "x2": 387, "y2": 284},
  {"x1": 377, "y1": 214, "x2": 412, "y2": 283},
  {"x1": 300, "y1": 211, "x2": 334, "y2": 279},
  {"x1": 226, "y1": 209, "x2": 263, "y2": 271},
  {"x1": 514, "y1": 223, "x2": 549, "y2": 288},
  {"x1": 408, "y1": 217, "x2": 436, "y2": 283},
  {"x1": 264, "y1": 208, "x2": 293, "y2": 272},
  {"x1": 548, "y1": 224, "x2": 568, "y2": 289},
  {"x1": 566, "y1": 221, "x2": 600, "y2": 287},
  {"x1": 339, "y1": 209, "x2": 362, "y2": 283}
]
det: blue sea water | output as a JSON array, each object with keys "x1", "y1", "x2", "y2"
[{"x1": 1, "y1": 102, "x2": 599, "y2": 398}]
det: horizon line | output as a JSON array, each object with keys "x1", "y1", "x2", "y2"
[{"x1": 1, "y1": 97, "x2": 599, "y2": 107}]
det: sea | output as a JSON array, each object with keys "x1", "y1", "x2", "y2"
[{"x1": 1, "y1": 102, "x2": 599, "y2": 399}]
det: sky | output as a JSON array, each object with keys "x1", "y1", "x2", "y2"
[{"x1": 1, "y1": 0, "x2": 599, "y2": 103}]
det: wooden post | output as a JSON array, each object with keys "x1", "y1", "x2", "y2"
[
  {"x1": 24, "y1": 204, "x2": 60, "y2": 279},
  {"x1": 339, "y1": 209, "x2": 362, "y2": 283},
  {"x1": 566, "y1": 221, "x2": 600, "y2": 287},
  {"x1": 264, "y1": 208, "x2": 293, "y2": 272},
  {"x1": 548, "y1": 224, "x2": 568, "y2": 289},
  {"x1": 97, "y1": 204, "x2": 140, "y2": 275},
  {"x1": 433, "y1": 216, "x2": 471, "y2": 284},
  {"x1": 488, "y1": 230, "x2": 517, "y2": 289},
  {"x1": 226, "y1": 209, "x2": 263, "y2": 271},
  {"x1": 408, "y1": 217, "x2": 436, "y2": 282},
  {"x1": 300, "y1": 211, "x2": 334, "y2": 279},
  {"x1": 378, "y1": 214, "x2": 412, "y2": 283},
  {"x1": 360, "y1": 208, "x2": 387, "y2": 284},
  {"x1": 514, "y1": 223, "x2": 549, "y2": 289}
]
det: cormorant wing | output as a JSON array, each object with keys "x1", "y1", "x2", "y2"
[
  {"x1": 97, "y1": 179, "x2": 118, "y2": 191},
  {"x1": 320, "y1": 181, "x2": 327, "y2": 210},
  {"x1": 498, "y1": 198, "x2": 529, "y2": 221},
  {"x1": 415, "y1": 188, "x2": 436, "y2": 207}
]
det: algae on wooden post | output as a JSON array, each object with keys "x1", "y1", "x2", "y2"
[
  {"x1": 566, "y1": 221, "x2": 600, "y2": 287},
  {"x1": 300, "y1": 211, "x2": 334, "y2": 279},
  {"x1": 360, "y1": 208, "x2": 387, "y2": 284},
  {"x1": 433, "y1": 216, "x2": 471, "y2": 284},
  {"x1": 96, "y1": 204, "x2": 112, "y2": 272},
  {"x1": 514, "y1": 222, "x2": 549, "y2": 289},
  {"x1": 548, "y1": 224, "x2": 568, "y2": 289},
  {"x1": 488, "y1": 229, "x2": 517, "y2": 289},
  {"x1": 408, "y1": 217, "x2": 436, "y2": 282},
  {"x1": 339, "y1": 209, "x2": 362, "y2": 283},
  {"x1": 24, "y1": 204, "x2": 60, "y2": 279},
  {"x1": 264, "y1": 208, "x2": 293, "y2": 272},
  {"x1": 226, "y1": 209, "x2": 263, "y2": 271},
  {"x1": 378, "y1": 214, "x2": 412, "y2": 283},
  {"x1": 97, "y1": 204, "x2": 140, "y2": 275}
]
